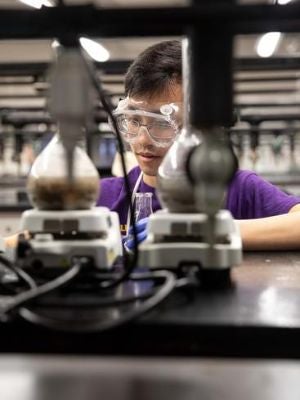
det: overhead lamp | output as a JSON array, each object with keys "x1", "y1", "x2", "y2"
[
  {"x1": 51, "y1": 39, "x2": 61, "y2": 49},
  {"x1": 79, "y1": 37, "x2": 110, "y2": 62},
  {"x1": 51, "y1": 38, "x2": 110, "y2": 63},
  {"x1": 256, "y1": 32, "x2": 282, "y2": 58},
  {"x1": 18, "y1": 0, "x2": 55, "y2": 8},
  {"x1": 277, "y1": 0, "x2": 293, "y2": 4},
  {"x1": 255, "y1": 0, "x2": 293, "y2": 57}
]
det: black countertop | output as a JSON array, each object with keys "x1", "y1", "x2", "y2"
[{"x1": 1, "y1": 251, "x2": 300, "y2": 358}]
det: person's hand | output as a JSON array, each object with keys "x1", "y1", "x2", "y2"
[
  {"x1": 123, "y1": 217, "x2": 149, "y2": 251},
  {"x1": 3, "y1": 231, "x2": 30, "y2": 249}
]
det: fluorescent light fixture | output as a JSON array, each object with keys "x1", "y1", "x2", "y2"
[
  {"x1": 256, "y1": 32, "x2": 281, "y2": 58},
  {"x1": 51, "y1": 39, "x2": 61, "y2": 49},
  {"x1": 79, "y1": 37, "x2": 110, "y2": 62},
  {"x1": 51, "y1": 37, "x2": 110, "y2": 62},
  {"x1": 18, "y1": 0, "x2": 54, "y2": 8},
  {"x1": 277, "y1": 0, "x2": 293, "y2": 4}
]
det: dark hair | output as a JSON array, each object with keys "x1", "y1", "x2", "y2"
[{"x1": 124, "y1": 40, "x2": 182, "y2": 98}]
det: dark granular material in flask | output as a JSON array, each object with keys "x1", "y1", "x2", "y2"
[{"x1": 27, "y1": 176, "x2": 100, "y2": 210}]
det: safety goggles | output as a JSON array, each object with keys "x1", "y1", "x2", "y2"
[{"x1": 109, "y1": 97, "x2": 182, "y2": 148}]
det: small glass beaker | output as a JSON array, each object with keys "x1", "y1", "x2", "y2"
[{"x1": 134, "y1": 192, "x2": 153, "y2": 222}]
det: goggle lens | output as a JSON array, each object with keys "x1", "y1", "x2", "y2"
[{"x1": 115, "y1": 114, "x2": 177, "y2": 147}]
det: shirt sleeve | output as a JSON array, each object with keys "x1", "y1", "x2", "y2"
[{"x1": 226, "y1": 170, "x2": 300, "y2": 219}]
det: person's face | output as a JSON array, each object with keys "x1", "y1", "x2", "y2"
[{"x1": 129, "y1": 84, "x2": 182, "y2": 178}]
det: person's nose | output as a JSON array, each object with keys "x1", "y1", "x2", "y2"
[{"x1": 136, "y1": 125, "x2": 153, "y2": 146}]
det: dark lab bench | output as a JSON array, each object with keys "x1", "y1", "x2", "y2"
[{"x1": 1, "y1": 251, "x2": 300, "y2": 358}]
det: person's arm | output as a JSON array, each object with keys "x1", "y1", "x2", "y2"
[
  {"x1": 3, "y1": 233, "x2": 20, "y2": 249},
  {"x1": 238, "y1": 204, "x2": 300, "y2": 250},
  {"x1": 2, "y1": 231, "x2": 30, "y2": 249}
]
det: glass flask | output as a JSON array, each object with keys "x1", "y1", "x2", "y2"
[
  {"x1": 134, "y1": 192, "x2": 153, "y2": 222},
  {"x1": 27, "y1": 134, "x2": 100, "y2": 210},
  {"x1": 157, "y1": 127, "x2": 200, "y2": 213},
  {"x1": 157, "y1": 38, "x2": 201, "y2": 213}
]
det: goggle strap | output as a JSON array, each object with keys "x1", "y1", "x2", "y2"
[{"x1": 113, "y1": 109, "x2": 171, "y2": 121}]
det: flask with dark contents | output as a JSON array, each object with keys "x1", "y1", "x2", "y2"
[
  {"x1": 27, "y1": 134, "x2": 100, "y2": 210},
  {"x1": 27, "y1": 176, "x2": 99, "y2": 210}
]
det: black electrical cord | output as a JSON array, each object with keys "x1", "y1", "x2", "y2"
[
  {"x1": 36, "y1": 290, "x2": 154, "y2": 308},
  {"x1": 0, "y1": 254, "x2": 37, "y2": 290},
  {"x1": 0, "y1": 261, "x2": 81, "y2": 321},
  {"x1": 32, "y1": 270, "x2": 193, "y2": 309},
  {"x1": 80, "y1": 51, "x2": 140, "y2": 289},
  {"x1": 17, "y1": 270, "x2": 176, "y2": 333}
]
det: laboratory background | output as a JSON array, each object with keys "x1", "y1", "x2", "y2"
[{"x1": 0, "y1": 1, "x2": 300, "y2": 399}]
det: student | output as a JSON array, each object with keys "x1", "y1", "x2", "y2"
[
  {"x1": 4, "y1": 41, "x2": 298, "y2": 252},
  {"x1": 4, "y1": 41, "x2": 300, "y2": 251},
  {"x1": 97, "y1": 39, "x2": 300, "y2": 251}
]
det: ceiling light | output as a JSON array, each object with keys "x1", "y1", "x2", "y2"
[
  {"x1": 51, "y1": 39, "x2": 61, "y2": 49},
  {"x1": 256, "y1": 32, "x2": 281, "y2": 58},
  {"x1": 79, "y1": 37, "x2": 110, "y2": 62},
  {"x1": 18, "y1": 0, "x2": 54, "y2": 9},
  {"x1": 277, "y1": 0, "x2": 293, "y2": 4}
]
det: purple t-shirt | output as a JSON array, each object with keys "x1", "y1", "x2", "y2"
[
  {"x1": 97, "y1": 167, "x2": 160, "y2": 236},
  {"x1": 97, "y1": 166, "x2": 300, "y2": 234},
  {"x1": 226, "y1": 169, "x2": 300, "y2": 219}
]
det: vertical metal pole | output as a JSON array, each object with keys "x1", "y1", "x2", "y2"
[{"x1": 189, "y1": 0, "x2": 235, "y2": 129}]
